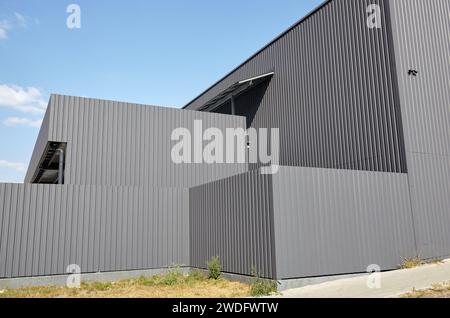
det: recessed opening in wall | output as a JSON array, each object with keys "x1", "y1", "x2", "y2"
[
  {"x1": 200, "y1": 72, "x2": 273, "y2": 128},
  {"x1": 31, "y1": 142, "x2": 67, "y2": 184}
]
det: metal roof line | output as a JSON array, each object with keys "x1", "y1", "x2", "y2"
[{"x1": 182, "y1": 0, "x2": 332, "y2": 109}]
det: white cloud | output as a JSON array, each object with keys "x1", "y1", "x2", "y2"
[
  {"x1": 14, "y1": 12, "x2": 27, "y2": 28},
  {"x1": 4, "y1": 117, "x2": 42, "y2": 128},
  {"x1": 0, "y1": 20, "x2": 11, "y2": 39},
  {"x1": 0, "y1": 12, "x2": 34, "y2": 40},
  {"x1": 0, "y1": 84, "x2": 47, "y2": 114},
  {"x1": 0, "y1": 160, "x2": 26, "y2": 172}
]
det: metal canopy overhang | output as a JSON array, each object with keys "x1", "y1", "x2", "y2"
[{"x1": 197, "y1": 72, "x2": 274, "y2": 113}]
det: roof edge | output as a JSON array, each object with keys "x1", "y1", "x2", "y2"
[
  {"x1": 49, "y1": 93, "x2": 176, "y2": 110},
  {"x1": 182, "y1": 0, "x2": 332, "y2": 109}
]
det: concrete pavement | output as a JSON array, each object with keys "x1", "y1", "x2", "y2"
[{"x1": 277, "y1": 259, "x2": 450, "y2": 298}]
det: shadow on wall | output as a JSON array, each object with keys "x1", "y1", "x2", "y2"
[{"x1": 212, "y1": 80, "x2": 271, "y2": 129}]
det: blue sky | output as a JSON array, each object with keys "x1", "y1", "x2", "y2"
[{"x1": 0, "y1": 0, "x2": 323, "y2": 182}]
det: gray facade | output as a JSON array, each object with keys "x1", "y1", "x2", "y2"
[
  {"x1": 189, "y1": 166, "x2": 417, "y2": 280},
  {"x1": 1, "y1": 0, "x2": 450, "y2": 283},
  {"x1": 185, "y1": 0, "x2": 407, "y2": 174},
  {"x1": 389, "y1": 0, "x2": 450, "y2": 259},
  {"x1": 0, "y1": 184, "x2": 188, "y2": 278},
  {"x1": 190, "y1": 170, "x2": 275, "y2": 278},
  {"x1": 271, "y1": 167, "x2": 416, "y2": 279},
  {"x1": 25, "y1": 95, "x2": 248, "y2": 188}
]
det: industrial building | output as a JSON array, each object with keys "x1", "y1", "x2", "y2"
[{"x1": 1, "y1": 0, "x2": 450, "y2": 286}]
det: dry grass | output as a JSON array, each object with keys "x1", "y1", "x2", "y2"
[
  {"x1": 399, "y1": 256, "x2": 444, "y2": 269},
  {"x1": 400, "y1": 256, "x2": 425, "y2": 269},
  {"x1": 402, "y1": 282, "x2": 450, "y2": 298},
  {"x1": 0, "y1": 269, "x2": 251, "y2": 298}
]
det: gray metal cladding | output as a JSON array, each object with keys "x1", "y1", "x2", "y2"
[
  {"x1": 185, "y1": 0, "x2": 407, "y2": 174},
  {"x1": 0, "y1": 183, "x2": 189, "y2": 278},
  {"x1": 406, "y1": 154, "x2": 450, "y2": 259},
  {"x1": 10, "y1": 0, "x2": 450, "y2": 283},
  {"x1": 389, "y1": 0, "x2": 450, "y2": 260},
  {"x1": 25, "y1": 106, "x2": 51, "y2": 183},
  {"x1": 26, "y1": 94, "x2": 247, "y2": 187},
  {"x1": 189, "y1": 169, "x2": 275, "y2": 279},
  {"x1": 389, "y1": 0, "x2": 450, "y2": 155},
  {"x1": 271, "y1": 166, "x2": 416, "y2": 279}
]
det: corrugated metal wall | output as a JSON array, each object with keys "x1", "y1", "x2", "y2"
[
  {"x1": 271, "y1": 166, "x2": 416, "y2": 279},
  {"x1": 25, "y1": 106, "x2": 51, "y2": 183},
  {"x1": 189, "y1": 170, "x2": 276, "y2": 278},
  {"x1": 389, "y1": 0, "x2": 450, "y2": 259},
  {"x1": 25, "y1": 94, "x2": 248, "y2": 187},
  {"x1": 389, "y1": 0, "x2": 450, "y2": 155},
  {"x1": 185, "y1": 0, "x2": 407, "y2": 174},
  {"x1": 406, "y1": 156, "x2": 450, "y2": 259},
  {"x1": 0, "y1": 183, "x2": 189, "y2": 279},
  {"x1": 11, "y1": 0, "x2": 450, "y2": 282}
]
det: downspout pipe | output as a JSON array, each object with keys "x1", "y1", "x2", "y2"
[
  {"x1": 231, "y1": 95, "x2": 236, "y2": 115},
  {"x1": 56, "y1": 148, "x2": 64, "y2": 185}
]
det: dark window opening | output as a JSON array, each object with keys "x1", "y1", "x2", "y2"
[
  {"x1": 211, "y1": 101, "x2": 232, "y2": 116},
  {"x1": 234, "y1": 80, "x2": 270, "y2": 128},
  {"x1": 31, "y1": 142, "x2": 67, "y2": 184},
  {"x1": 208, "y1": 75, "x2": 272, "y2": 128}
]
